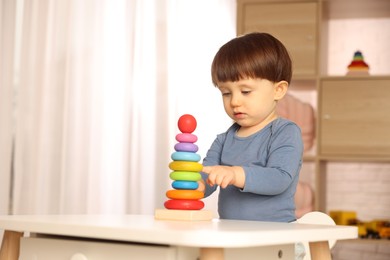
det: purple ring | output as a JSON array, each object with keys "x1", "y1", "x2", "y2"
[{"x1": 174, "y1": 142, "x2": 199, "y2": 152}]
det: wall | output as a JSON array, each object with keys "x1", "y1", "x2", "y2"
[{"x1": 327, "y1": 18, "x2": 390, "y2": 76}]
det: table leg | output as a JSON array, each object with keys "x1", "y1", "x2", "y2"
[
  {"x1": 309, "y1": 241, "x2": 331, "y2": 260},
  {"x1": 200, "y1": 247, "x2": 224, "y2": 260},
  {"x1": 0, "y1": 230, "x2": 23, "y2": 260}
]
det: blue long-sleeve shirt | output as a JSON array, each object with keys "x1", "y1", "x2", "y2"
[{"x1": 201, "y1": 118, "x2": 303, "y2": 222}]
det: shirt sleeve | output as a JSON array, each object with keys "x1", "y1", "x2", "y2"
[
  {"x1": 242, "y1": 123, "x2": 303, "y2": 195},
  {"x1": 201, "y1": 133, "x2": 226, "y2": 197}
]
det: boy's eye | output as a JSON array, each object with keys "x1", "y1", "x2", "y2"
[
  {"x1": 221, "y1": 92, "x2": 231, "y2": 96},
  {"x1": 242, "y1": 90, "x2": 251, "y2": 95}
]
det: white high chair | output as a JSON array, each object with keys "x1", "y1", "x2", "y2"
[{"x1": 297, "y1": 211, "x2": 337, "y2": 260}]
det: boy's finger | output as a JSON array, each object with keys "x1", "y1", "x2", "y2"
[
  {"x1": 207, "y1": 178, "x2": 214, "y2": 186},
  {"x1": 202, "y1": 166, "x2": 210, "y2": 174}
]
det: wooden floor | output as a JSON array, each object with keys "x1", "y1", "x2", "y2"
[{"x1": 331, "y1": 239, "x2": 390, "y2": 260}]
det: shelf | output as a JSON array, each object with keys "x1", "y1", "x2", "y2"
[
  {"x1": 318, "y1": 77, "x2": 390, "y2": 159},
  {"x1": 237, "y1": 0, "x2": 318, "y2": 77},
  {"x1": 290, "y1": 78, "x2": 317, "y2": 89},
  {"x1": 291, "y1": 75, "x2": 318, "y2": 81},
  {"x1": 303, "y1": 155, "x2": 316, "y2": 162},
  {"x1": 324, "y1": 0, "x2": 390, "y2": 19},
  {"x1": 320, "y1": 75, "x2": 390, "y2": 80},
  {"x1": 317, "y1": 155, "x2": 390, "y2": 163}
]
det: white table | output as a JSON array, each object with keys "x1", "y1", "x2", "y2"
[{"x1": 0, "y1": 214, "x2": 357, "y2": 260}]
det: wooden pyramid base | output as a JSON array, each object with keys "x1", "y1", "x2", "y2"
[{"x1": 154, "y1": 209, "x2": 213, "y2": 221}]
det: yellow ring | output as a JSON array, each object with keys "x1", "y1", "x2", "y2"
[
  {"x1": 169, "y1": 161, "x2": 203, "y2": 172},
  {"x1": 166, "y1": 189, "x2": 204, "y2": 200}
]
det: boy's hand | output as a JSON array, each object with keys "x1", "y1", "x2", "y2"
[
  {"x1": 202, "y1": 165, "x2": 245, "y2": 189},
  {"x1": 197, "y1": 180, "x2": 206, "y2": 192}
]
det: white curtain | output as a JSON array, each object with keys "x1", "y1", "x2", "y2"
[
  {"x1": 0, "y1": 0, "x2": 17, "y2": 216},
  {"x1": 0, "y1": 0, "x2": 235, "y2": 215}
]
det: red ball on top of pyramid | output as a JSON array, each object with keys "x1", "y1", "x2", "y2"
[{"x1": 165, "y1": 114, "x2": 205, "y2": 210}]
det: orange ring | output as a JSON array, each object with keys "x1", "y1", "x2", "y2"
[
  {"x1": 169, "y1": 161, "x2": 203, "y2": 172},
  {"x1": 166, "y1": 189, "x2": 204, "y2": 200}
]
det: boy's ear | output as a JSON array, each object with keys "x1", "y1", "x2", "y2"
[{"x1": 274, "y1": 80, "x2": 288, "y2": 101}]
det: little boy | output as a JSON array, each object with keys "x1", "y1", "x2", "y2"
[{"x1": 199, "y1": 32, "x2": 303, "y2": 223}]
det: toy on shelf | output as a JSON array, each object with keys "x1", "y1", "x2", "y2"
[
  {"x1": 347, "y1": 50, "x2": 370, "y2": 75},
  {"x1": 155, "y1": 114, "x2": 212, "y2": 221},
  {"x1": 329, "y1": 211, "x2": 390, "y2": 239}
]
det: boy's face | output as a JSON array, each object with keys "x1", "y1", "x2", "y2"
[{"x1": 217, "y1": 78, "x2": 286, "y2": 136}]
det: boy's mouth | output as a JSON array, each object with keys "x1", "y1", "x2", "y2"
[{"x1": 234, "y1": 112, "x2": 245, "y2": 119}]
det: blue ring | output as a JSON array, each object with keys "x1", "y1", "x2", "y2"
[
  {"x1": 172, "y1": 180, "x2": 199, "y2": 190},
  {"x1": 171, "y1": 151, "x2": 201, "y2": 162}
]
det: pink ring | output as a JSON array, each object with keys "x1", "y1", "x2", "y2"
[{"x1": 176, "y1": 133, "x2": 198, "y2": 143}]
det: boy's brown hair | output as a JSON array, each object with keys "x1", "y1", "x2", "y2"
[{"x1": 211, "y1": 32, "x2": 292, "y2": 86}]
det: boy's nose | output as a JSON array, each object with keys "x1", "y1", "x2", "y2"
[{"x1": 230, "y1": 95, "x2": 241, "y2": 107}]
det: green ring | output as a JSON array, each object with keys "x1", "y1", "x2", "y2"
[{"x1": 169, "y1": 171, "x2": 202, "y2": 181}]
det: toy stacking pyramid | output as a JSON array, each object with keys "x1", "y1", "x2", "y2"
[
  {"x1": 154, "y1": 114, "x2": 212, "y2": 221},
  {"x1": 166, "y1": 114, "x2": 204, "y2": 210},
  {"x1": 347, "y1": 50, "x2": 370, "y2": 75}
]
